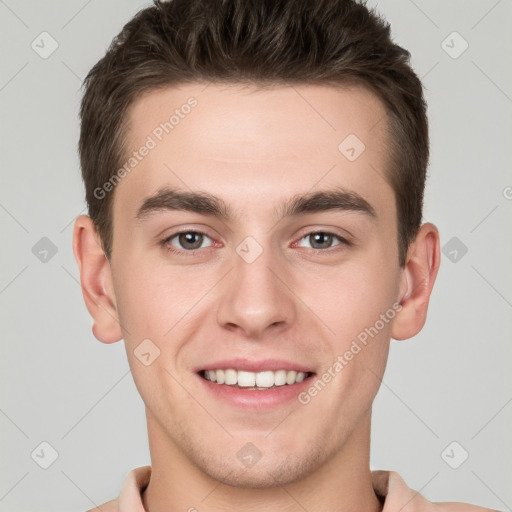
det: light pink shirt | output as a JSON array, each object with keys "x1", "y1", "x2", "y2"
[{"x1": 87, "y1": 466, "x2": 496, "y2": 512}]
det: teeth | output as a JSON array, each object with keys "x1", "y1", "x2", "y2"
[
  {"x1": 237, "y1": 370, "x2": 256, "y2": 387},
  {"x1": 274, "y1": 369, "x2": 287, "y2": 386},
  {"x1": 225, "y1": 369, "x2": 237, "y2": 385},
  {"x1": 295, "y1": 372, "x2": 306, "y2": 383},
  {"x1": 202, "y1": 369, "x2": 309, "y2": 388},
  {"x1": 286, "y1": 370, "x2": 297, "y2": 385},
  {"x1": 215, "y1": 369, "x2": 225, "y2": 384},
  {"x1": 255, "y1": 371, "x2": 274, "y2": 388}
]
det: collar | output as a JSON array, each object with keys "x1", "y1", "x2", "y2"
[{"x1": 114, "y1": 466, "x2": 453, "y2": 512}]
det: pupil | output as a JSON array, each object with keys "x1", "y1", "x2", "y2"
[
  {"x1": 179, "y1": 232, "x2": 202, "y2": 250},
  {"x1": 311, "y1": 233, "x2": 331, "y2": 249}
]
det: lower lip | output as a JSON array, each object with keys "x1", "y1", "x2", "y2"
[{"x1": 197, "y1": 373, "x2": 314, "y2": 410}]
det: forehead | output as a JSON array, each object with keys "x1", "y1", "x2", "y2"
[
  {"x1": 125, "y1": 81, "x2": 389, "y2": 155},
  {"x1": 118, "y1": 82, "x2": 393, "y2": 221}
]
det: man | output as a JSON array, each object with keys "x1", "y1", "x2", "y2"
[{"x1": 72, "y1": 0, "x2": 495, "y2": 510}]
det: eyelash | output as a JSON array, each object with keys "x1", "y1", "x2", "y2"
[{"x1": 160, "y1": 229, "x2": 352, "y2": 257}]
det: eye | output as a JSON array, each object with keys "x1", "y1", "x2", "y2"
[
  {"x1": 161, "y1": 229, "x2": 350, "y2": 256},
  {"x1": 162, "y1": 230, "x2": 213, "y2": 254},
  {"x1": 296, "y1": 231, "x2": 349, "y2": 250}
]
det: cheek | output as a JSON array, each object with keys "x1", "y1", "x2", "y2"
[
  {"x1": 113, "y1": 255, "x2": 208, "y2": 337},
  {"x1": 307, "y1": 269, "x2": 395, "y2": 423},
  {"x1": 304, "y1": 258, "x2": 399, "y2": 342},
  {"x1": 113, "y1": 261, "x2": 198, "y2": 409}
]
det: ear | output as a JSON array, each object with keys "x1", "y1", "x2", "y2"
[
  {"x1": 391, "y1": 222, "x2": 441, "y2": 341},
  {"x1": 72, "y1": 215, "x2": 123, "y2": 344}
]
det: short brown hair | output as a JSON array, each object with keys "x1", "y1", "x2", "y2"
[{"x1": 79, "y1": 0, "x2": 428, "y2": 267}]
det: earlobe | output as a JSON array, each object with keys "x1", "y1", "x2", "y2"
[
  {"x1": 72, "y1": 215, "x2": 123, "y2": 344},
  {"x1": 392, "y1": 223, "x2": 441, "y2": 341}
]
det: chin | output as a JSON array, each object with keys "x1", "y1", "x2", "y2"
[{"x1": 192, "y1": 445, "x2": 327, "y2": 489}]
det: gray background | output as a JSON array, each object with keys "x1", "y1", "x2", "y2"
[{"x1": 0, "y1": 0, "x2": 511, "y2": 511}]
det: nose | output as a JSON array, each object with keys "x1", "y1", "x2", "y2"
[{"x1": 216, "y1": 239, "x2": 297, "y2": 339}]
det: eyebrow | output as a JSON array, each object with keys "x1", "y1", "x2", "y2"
[{"x1": 135, "y1": 185, "x2": 377, "y2": 223}]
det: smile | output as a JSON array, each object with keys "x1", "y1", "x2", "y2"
[{"x1": 200, "y1": 369, "x2": 313, "y2": 389}]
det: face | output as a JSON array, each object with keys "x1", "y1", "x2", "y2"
[{"x1": 109, "y1": 82, "x2": 405, "y2": 486}]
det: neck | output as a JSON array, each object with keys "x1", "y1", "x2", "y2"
[{"x1": 141, "y1": 409, "x2": 383, "y2": 512}]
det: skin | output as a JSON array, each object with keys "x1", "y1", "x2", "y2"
[{"x1": 73, "y1": 82, "x2": 440, "y2": 512}]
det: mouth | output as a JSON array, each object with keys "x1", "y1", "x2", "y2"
[
  {"x1": 199, "y1": 368, "x2": 314, "y2": 390},
  {"x1": 194, "y1": 359, "x2": 316, "y2": 409}
]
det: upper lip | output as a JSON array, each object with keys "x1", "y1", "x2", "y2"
[{"x1": 196, "y1": 358, "x2": 315, "y2": 374}]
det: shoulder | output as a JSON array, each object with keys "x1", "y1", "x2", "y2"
[
  {"x1": 86, "y1": 498, "x2": 119, "y2": 512},
  {"x1": 372, "y1": 470, "x2": 496, "y2": 512},
  {"x1": 431, "y1": 502, "x2": 497, "y2": 511},
  {"x1": 84, "y1": 465, "x2": 151, "y2": 512}
]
